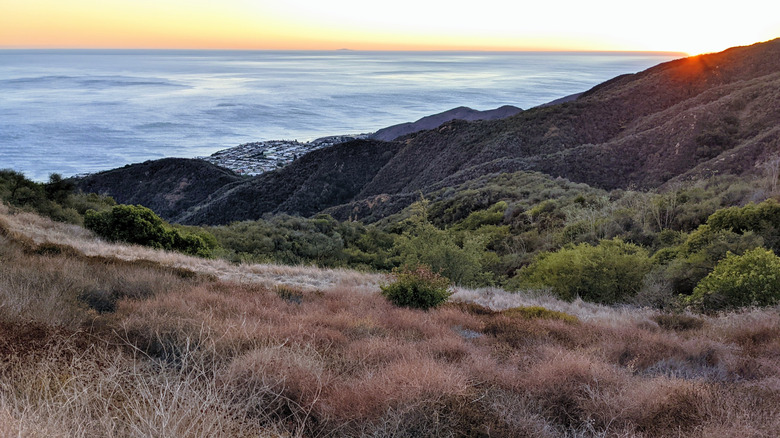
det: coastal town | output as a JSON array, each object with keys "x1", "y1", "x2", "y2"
[{"x1": 198, "y1": 134, "x2": 371, "y2": 175}]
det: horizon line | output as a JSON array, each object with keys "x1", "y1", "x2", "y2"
[{"x1": 0, "y1": 47, "x2": 691, "y2": 56}]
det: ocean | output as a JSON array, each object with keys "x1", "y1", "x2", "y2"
[{"x1": 0, "y1": 50, "x2": 682, "y2": 181}]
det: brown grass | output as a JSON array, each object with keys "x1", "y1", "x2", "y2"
[
  {"x1": 652, "y1": 312, "x2": 705, "y2": 331},
  {"x1": 0, "y1": 205, "x2": 383, "y2": 293},
  {"x1": 2, "y1": 205, "x2": 780, "y2": 436}
]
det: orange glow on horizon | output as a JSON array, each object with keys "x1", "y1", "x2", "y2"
[{"x1": 1, "y1": 1, "x2": 777, "y2": 54}]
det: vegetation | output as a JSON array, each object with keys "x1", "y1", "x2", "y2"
[
  {"x1": 85, "y1": 204, "x2": 216, "y2": 257},
  {"x1": 200, "y1": 171, "x2": 765, "y2": 298},
  {"x1": 208, "y1": 213, "x2": 395, "y2": 270},
  {"x1": 687, "y1": 247, "x2": 780, "y2": 311},
  {"x1": 392, "y1": 199, "x2": 502, "y2": 286},
  {"x1": 2, "y1": 210, "x2": 780, "y2": 437},
  {"x1": 652, "y1": 313, "x2": 705, "y2": 331},
  {"x1": 500, "y1": 306, "x2": 579, "y2": 323},
  {"x1": 380, "y1": 265, "x2": 452, "y2": 310},
  {"x1": 706, "y1": 199, "x2": 780, "y2": 252},
  {"x1": 512, "y1": 239, "x2": 651, "y2": 303},
  {"x1": 0, "y1": 170, "x2": 115, "y2": 224},
  {"x1": 3, "y1": 39, "x2": 780, "y2": 435},
  {"x1": 9, "y1": 165, "x2": 780, "y2": 313}
]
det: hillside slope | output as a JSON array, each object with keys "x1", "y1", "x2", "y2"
[
  {"x1": 77, "y1": 39, "x2": 780, "y2": 225},
  {"x1": 359, "y1": 39, "x2": 780, "y2": 198},
  {"x1": 74, "y1": 158, "x2": 245, "y2": 221},
  {"x1": 176, "y1": 139, "x2": 402, "y2": 225},
  {"x1": 2, "y1": 203, "x2": 780, "y2": 437}
]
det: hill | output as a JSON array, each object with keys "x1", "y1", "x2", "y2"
[
  {"x1": 74, "y1": 158, "x2": 244, "y2": 221},
  {"x1": 369, "y1": 105, "x2": 523, "y2": 141},
  {"x1": 176, "y1": 139, "x2": 402, "y2": 224},
  {"x1": 76, "y1": 39, "x2": 780, "y2": 225},
  {"x1": 357, "y1": 39, "x2": 780, "y2": 198}
]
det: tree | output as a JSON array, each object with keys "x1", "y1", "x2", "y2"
[{"x1": 45, "y1": 173, "x2": 75, "y2": 204}]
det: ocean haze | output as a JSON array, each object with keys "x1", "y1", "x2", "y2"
[{"x1": 0, "y1": 49, "x2": 682, "y2": 181}]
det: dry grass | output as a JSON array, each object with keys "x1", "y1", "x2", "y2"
[
  {"x1": 2, "y1": 205, "x2": 780, "y2": 436},
  {"x1": 450, "y1": 285, "x2": 658, "y2": 326},
  {"x1": 0, "y1": 205, "x2": 382, "y2": 293},
  {"x1": 0, "y1": 333, "x2": 296, "y2": 437}
]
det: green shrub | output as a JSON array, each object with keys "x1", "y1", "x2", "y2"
[
  {"x1": 393, "y1": 200, "x2": 497, "y2": 286},
  {"x1": 513, "y1": 238, "x2": 651, "y2": 304},
  {"x1": 210, "y1": 214, "x2": 396, "y2": 269},
  {"x1": 655, "y1": 226, "x2": 763, "y2": 296},
  {"x1": 687, "y1": 247, "x2": 780, "y2": 310},
  {"x1": 380, "y1": 265, "x2": 452, "y2": 310},
  {"x1": 454, "y1": 201, "x2": 507, "y2": 231},
  {"x1": 84, "y1": 204, "x2": 213, "y2": 257},
  {"x1": 706, "y1": 200, "x2": 780, "y2": 252},
  {"x1": 85, "y1": 204, "x2": 170, "y2": 247}
]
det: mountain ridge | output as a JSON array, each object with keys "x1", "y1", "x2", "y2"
[
  {"x1": 369, "y1": 105, "x2": 523, "y2": 141},
  {"x1": 74, "y1": 38, "x2": 780, "y2": 225}
]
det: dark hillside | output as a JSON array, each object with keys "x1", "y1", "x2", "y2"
[
  {"x1": 74, "y1": 158, "x2": 244, "y2": 221},
  {"x1": 535, "y1": 72, "x2": 780, "y2": 187},
  {"x1": 176, "y1": 139, "x2": 402, "y2": 225},
  {"x1": 360, "y1": 39, "x2": 780, "y2": 195}
]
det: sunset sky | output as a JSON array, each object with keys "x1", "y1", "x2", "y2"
[{"x1": 2, "y1": 0, "x2": 778, "y2": 55}]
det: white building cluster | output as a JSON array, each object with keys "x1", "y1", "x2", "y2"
[{"x1": 199, "y1": 134, "x2": 370, "y2": 176}]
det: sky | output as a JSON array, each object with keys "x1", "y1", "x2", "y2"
[{"x1": 1, "y1": 0, "x2": 778, "y2": 54}]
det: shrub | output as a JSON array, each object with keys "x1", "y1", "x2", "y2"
[
  {"x1": 275, "y1": 284, "x2": 305, "y2": 304},
  {"x1": 688, "y1": 247, "x2": 780, "y2": 310},
  {"x1": 85, "y1": 204, "x2": 171, "y2": 248},
  {"x1": 513, "y1": 238, "x2": 651, "y2": 304},
  {"x1": 394, "y1": 200, "x2": 496, "y2": 286},
  {"x1": 84, "y1": 204, "x2": 213, "y2": 257},
  {"x1": 210, "y1": 214, "x2": 396, "y2": 269},
  {"x1": 453, "y1": 201, "x2": 507, "y2": 231},
  {"x1": 706, "y1": 199, "x2": 780, "y2": 252},
  {"x1": 78, "y1": 289, "x2": 117, "y2": 313},
  {"x1": 380, "y1": 265, "x2": 452, "y2": 310},
  {"x1": 632, "y1": 269, "x2": 678, "y2": 309},
  {"x1": 657, "y1": 227, "x2": 764, "y2": 296}
]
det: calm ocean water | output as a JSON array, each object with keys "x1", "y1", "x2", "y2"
[{"x1": 0, "y1": 50, "x2": 682, "y2": 181}]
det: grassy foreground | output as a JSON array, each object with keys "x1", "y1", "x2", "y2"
[{"x1": 1, "y1": 206, "x2": 779, "y2": 437}]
